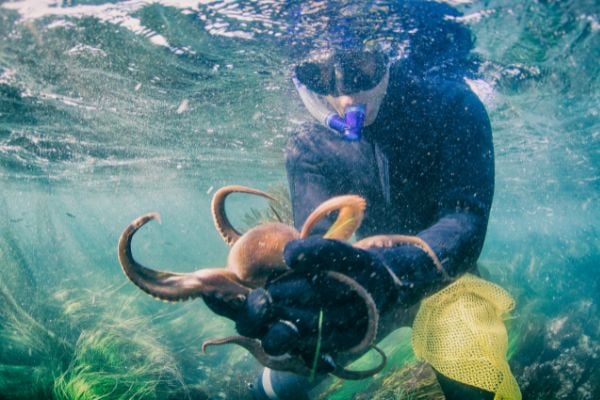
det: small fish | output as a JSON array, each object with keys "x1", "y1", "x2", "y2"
[{"x1": 66, "y1": 212, "x2": 76, "y2": 218}]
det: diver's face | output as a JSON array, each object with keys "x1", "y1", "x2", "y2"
[{"x1": 324, "y1": 70, "x2": 389, "y2": 126}]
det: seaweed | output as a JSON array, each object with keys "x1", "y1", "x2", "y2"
[
  {"x1": 0, "y1": 280, "x2": 187, "y2": 399},
  {"x1": 52, "y1": 324, "x2": 184, "y2": 400},
  {"x1": 241, "y1": 183, "x2": 293, "y2": 228},
  {"x1": 0, "y1": 281, "x2": 68, "y2": 398}
]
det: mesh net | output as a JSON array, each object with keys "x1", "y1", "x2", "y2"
[{"x1": 411, "y1": 273, "x2": 521, "y2": 400}]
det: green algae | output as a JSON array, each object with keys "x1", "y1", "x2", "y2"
[
  {"x1": 0, "y1": 274, "x2": 186, "y2": 399},
  {"x1": 241, "y1": 183, "x2": 293, "y2": 227}
]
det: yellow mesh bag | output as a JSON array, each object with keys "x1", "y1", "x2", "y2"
[{"x1": 411, "y1": 273, "x2": 521, "y2": 400}]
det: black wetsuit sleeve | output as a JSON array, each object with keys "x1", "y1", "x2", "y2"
[
  {"x1": 421, "y1": 84, "x2": 494, "y2": 274},
  {"x1": 374, "y1": 85, "x2": 494, "y2": 302}
]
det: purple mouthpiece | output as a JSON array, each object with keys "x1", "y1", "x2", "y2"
[{"x1": 326, "y1": 105, "x2": 366, "y2": 141}]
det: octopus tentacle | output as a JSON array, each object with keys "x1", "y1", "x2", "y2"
[
  {"x1": 325, "y1": 271, "x2": 378, "y2": 354},
  {"x1": 202, "y1": 336, "x2": 312, "y2": 376},
  {"x1": 332, "y1": 345, "x2": 387, "y2": 380},
  {"x1": 202, "y1": 336, "x2": 386, "y2": 380},
  {"x1": 118, "y1": 212, "x2": 250, "y2": 303},
  {"x1": 300, "y1": 195, "x2": 366, "y2": 240},
  {"x1": 354, "y1": 234, "x2": 449, "y2": 279},
  {"x1": 211, "y1": 185, "x2": 277, "y2": 246}
]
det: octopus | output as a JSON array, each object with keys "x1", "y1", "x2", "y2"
[{"x1": 117, "y1": 185, "x2": 446, "y2": 380}]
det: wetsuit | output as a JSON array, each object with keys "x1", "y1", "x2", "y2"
[
  {"x1": 287, "y1": 64, "x2": 494, "y2": 302},
  {"x1": 251, "y1": 65, "x2": 496, "y2": 399}
]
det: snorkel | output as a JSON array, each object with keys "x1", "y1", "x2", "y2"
[
  {"x1": 292, "y1": 36, "x2": 389, "y2": 142},
  {"x1": 325, "y1": 105, "x2": 366, "y2": 141},
  {"x1": 293, "y1": 75, "x2": 370, "y2": 142}
]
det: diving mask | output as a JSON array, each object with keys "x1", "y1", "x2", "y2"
[
  {"x1": 293, "y1": 65, "x2": 388, "y2": 141},
  {"x1": 293, "y1": 47, "x2": 389, "y2": 140},
  {"x1": 294, "y1": 49, "x2": 389, "y2": 96}
]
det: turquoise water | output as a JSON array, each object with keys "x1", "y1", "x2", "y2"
[{"x1": 0, "y1": 1, "x2": 598, "y2": 399}]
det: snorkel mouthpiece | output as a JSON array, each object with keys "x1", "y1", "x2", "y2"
[
  {"x1": 344, "y1": 105, "x2": 366, "y2": 140},
  {"x1": 326, "y1": 105, "x2": 366, "y2": 141}
]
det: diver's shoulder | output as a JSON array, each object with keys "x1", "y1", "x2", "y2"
[
  {"x1": 389, "y1": 64, "x2": 478, "y2": 103},
  {"x1": 285, "y1": 123, "x2": 338, "y2": 160},
  {"x1": 430, "y1": 76, "x2": 478, "y2": 102},
  {"x1": 420, "y1": 74, "x2": 487, "y2": 117}
]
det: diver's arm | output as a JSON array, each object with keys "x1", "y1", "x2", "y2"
[
  {"x1": 370, "y1": 82, "x2": 494, "y2": 305},
  {"x1": 223, "y1": 88, "x2": 494, "y2": 359}
]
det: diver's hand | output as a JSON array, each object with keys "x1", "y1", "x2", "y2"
[
  {"x1": 201, "y1": 268, "x2": 368, "y2": 370},
  {"x1": 233, "y1": 237, "x2": 398, "y2": 362},
  {"x1": 366, "y1": 242, "x2": 448, "y2": 307},
  {"x1": 283, "y1": 237, "x2": 399, "y2": 311}
]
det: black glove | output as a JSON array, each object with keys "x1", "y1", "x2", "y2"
[
  {"x1": 367, "y1": 243, "x2": 447, "y2": 307},
  {"x1": 204, "y1": 236, "x2": 443, "y2": 372},
  {"x1": 233, "y1": 237, "x2": 399, "y2": 365}
]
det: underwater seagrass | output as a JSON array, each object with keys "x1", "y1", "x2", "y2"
[
  {"x1": 0, "y1": 280, "x2": 188, "y2": 399},
  {"x1": 240, "y1": 183, "x2": 294, "y2": 228}
]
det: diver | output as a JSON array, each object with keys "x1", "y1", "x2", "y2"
[{"x1": 204, "y1": 2, "x2": 521, "y2": 400}]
